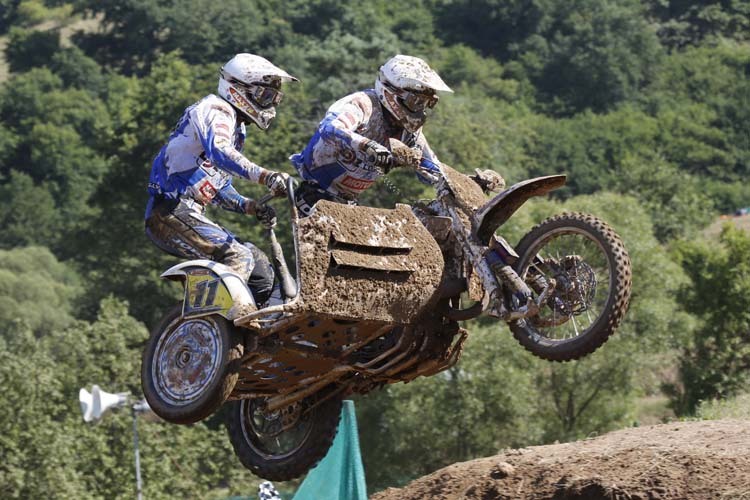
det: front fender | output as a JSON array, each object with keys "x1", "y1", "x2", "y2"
[
  {"x1": 161, "y1": 260, "x2": 256, "y2": 320},
  {"x1": 474, "y1": 175, "x2": 566, "y2": 243}
]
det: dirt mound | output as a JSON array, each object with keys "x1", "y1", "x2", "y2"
[{"x1": 371, "y1": 419, "x2": 750, "y2": 499}]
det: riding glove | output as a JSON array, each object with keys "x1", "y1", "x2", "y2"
[
  {"x1": 264, "y1": 172, "x2": 290, "y2": 196},
  {"x1": 363, "y1": 140, "x2": 393, "y2": 170}
]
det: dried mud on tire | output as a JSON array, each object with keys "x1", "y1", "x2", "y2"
[{"x1": 371, "y1": 419, "x2": 750, "y2": 500}]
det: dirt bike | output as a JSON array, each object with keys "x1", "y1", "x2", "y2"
[{"x1": 141, "y1": 140, "x2": 631, "y2": 481}]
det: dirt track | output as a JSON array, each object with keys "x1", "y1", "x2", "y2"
[{"x1": 371, "y1": 419, "x2": 750, "y2": 499}]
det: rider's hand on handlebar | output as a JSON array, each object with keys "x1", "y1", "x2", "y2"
[
  {"x1": 471, "y1": 169, "x2": 506, "y2": 193},
  {"x1": 364, "y1": 140, "x2": 393, "y2": 170},
  {"x1": 243, "y1": 198, "x2": 257, "y2": 215},
  {"x1": 255, "y1": 204, "x2": 277, "y2": 227},
  {"x1": 264, "y1": 171, "x2": 290, "y2": 197}
]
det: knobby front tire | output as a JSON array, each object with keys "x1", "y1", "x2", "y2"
[{"x1": 509, "y1": 212, "x2": 632, "y2": 362}]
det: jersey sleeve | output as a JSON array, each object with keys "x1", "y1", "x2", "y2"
[
  {"x1": 318, "y1": 92, "x2": 374, "y2": 152},
  {"x1": 190, "y1": 99, "x2": 266, "y2": 183},
  {"x1": 414, "y1": 132, "x2": 442, "y2": 185},
  {"x1": 213, "y1": 178, "x2": 250, "y2": 214}
]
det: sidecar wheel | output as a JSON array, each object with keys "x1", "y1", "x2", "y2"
[
  {"x1": 142, "y1": 305, "x2": 243, "y2": 424},
  {"x1": 226, "y1": 396, "x2": 342, "y2": 481}
]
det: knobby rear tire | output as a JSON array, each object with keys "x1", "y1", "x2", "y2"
[{"x1": 226, "y1": 397, "x2": 342, "y2": 481}]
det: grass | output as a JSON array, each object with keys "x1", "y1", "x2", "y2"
[
  {"x1": 633, "y1": 394, "x2": 675, "y2": 426},
  {"x1": 696, "y1": 392, "x2": 750, "y2": 420}
]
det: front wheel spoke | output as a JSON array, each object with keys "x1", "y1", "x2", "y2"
[
  {"x1": 515, "y1": 228, "x2": 618, "y2": 343},
  {"x1": 571, "y1": 313, "x2": 582, "y2": 338}
]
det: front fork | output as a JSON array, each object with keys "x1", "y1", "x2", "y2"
[{"x1": 442, "y1": 203, "x2": 555, "y2": 321}]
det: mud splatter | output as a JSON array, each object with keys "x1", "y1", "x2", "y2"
[
  {"x1": 441, "y1": 164, "x2": 488, "y2": 212},
  {"x1": 297, "y1": 201, "x2": 444, "y2": 324}
]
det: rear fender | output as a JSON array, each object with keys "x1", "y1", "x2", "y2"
[
  {"x1": 474, "y1": 175, "x2": 566, "y2": 243},
  {"x1": 161, "y1": 260, "x2": 256, "y2": 320}
]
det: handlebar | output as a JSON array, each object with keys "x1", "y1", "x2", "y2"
[
  {"x1": 255, "y1": 177, "x2": 297, "y2": 210},
  {"x1": 286, "y1": 176, "x2": 297, "y2": 213},
  {"x1": 255, "y1": 176, "x2": 299, "y2": 302}
]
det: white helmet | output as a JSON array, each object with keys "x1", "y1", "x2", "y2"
[
  {"x1": 218, "y1": 53, "x2": 298, "y2": 129},
  {"x1": 375, "y1": 55, "x2": 453, "y2": 133}
]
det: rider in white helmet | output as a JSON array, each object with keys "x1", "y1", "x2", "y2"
[
  {"x1": 145, "y1": 53, "x2": 297, "y2": 305},
  {"x1": 290, "y1": 54, "x2": 453, "y2": 215}
]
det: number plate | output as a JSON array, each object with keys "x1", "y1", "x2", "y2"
[{"x1": 183, "y1": 269, "x2": 234, "y2": 318}]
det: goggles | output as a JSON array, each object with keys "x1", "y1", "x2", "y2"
[
  {"x1": 400, "y1": 90, "x2": 439, "y2": 113},
  {"x1": 230, "y1": 78, "x2": 284, "y2": 109}
]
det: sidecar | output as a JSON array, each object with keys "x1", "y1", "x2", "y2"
[{"x1": 141, "y1": 196, "x2": 454, "y2": 418}]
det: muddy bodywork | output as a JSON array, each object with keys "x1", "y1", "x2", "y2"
[
  {"x1": 226, "y1": 200, "x2": 463, "y2": 403},
  {"x1": 230, "y1": 313, "x2": 467, "y2": 406},
  {"x1": 441, "y1": 163, "x2": 488, "y2": 213},
  {"x1": 296, "y1": 201, "x2": 445, "y2": 324}
]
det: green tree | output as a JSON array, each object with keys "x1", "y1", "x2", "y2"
[
  {"x1": 670, "y1": 225, "x2": 750, "y2": 414},
  {"x1": 644, "y1": 43, "x2": 750, "y2": 211},
  {"x1": 433, "y1": 0, "x2": 664, "y2": 114},
  {"x1": 0, "y1": 172, "x2": 62, "y2": 249},
  {"x1": 0, "y1": 68, "x2": 111, "y2": 254},
  {"x1": 645, "y1": 0, "x2": 750, "y2": 48},
  {"x1": 5, "y1": 26, "x2": 60, "y2": 73},
  {"x1": 0, "y1": 0, "x2": 21, "y2": 33},
  {"x1": 0, "y1": 246, "x2": 79, "y2": 336},
  {"x1": 529, "y1": 106, "x2": 716, "y2": 241}
]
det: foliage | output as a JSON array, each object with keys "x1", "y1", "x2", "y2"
[
  {"x1": 668, "y1": 226, "x2": 750, "y2": 414},
  {"x1": 434, "y1": 0, "x2": 664, "y2": 114},
  {"x1": 0, "y1": 246, "x2": 79, "y2": 337},
  {"x1": 5, "y1": 26, "x2": 60, "y2": 72},
  {"x1": 527, "y1": 105, "x2": 720, "y2": 241},
  {"x1": 646, "y1": 0, "x2": 750, "y2": 48},
  {"x1": 0, "y1": 171, "x2": 62, "y2": 249}
]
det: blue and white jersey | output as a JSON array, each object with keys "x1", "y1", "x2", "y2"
[
  {"x1": 146, "y1": 95, "x2": 265, "y2": 218},
  {"x1": 290, "y1": 89, "x2": 441, "y2": 200}
]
